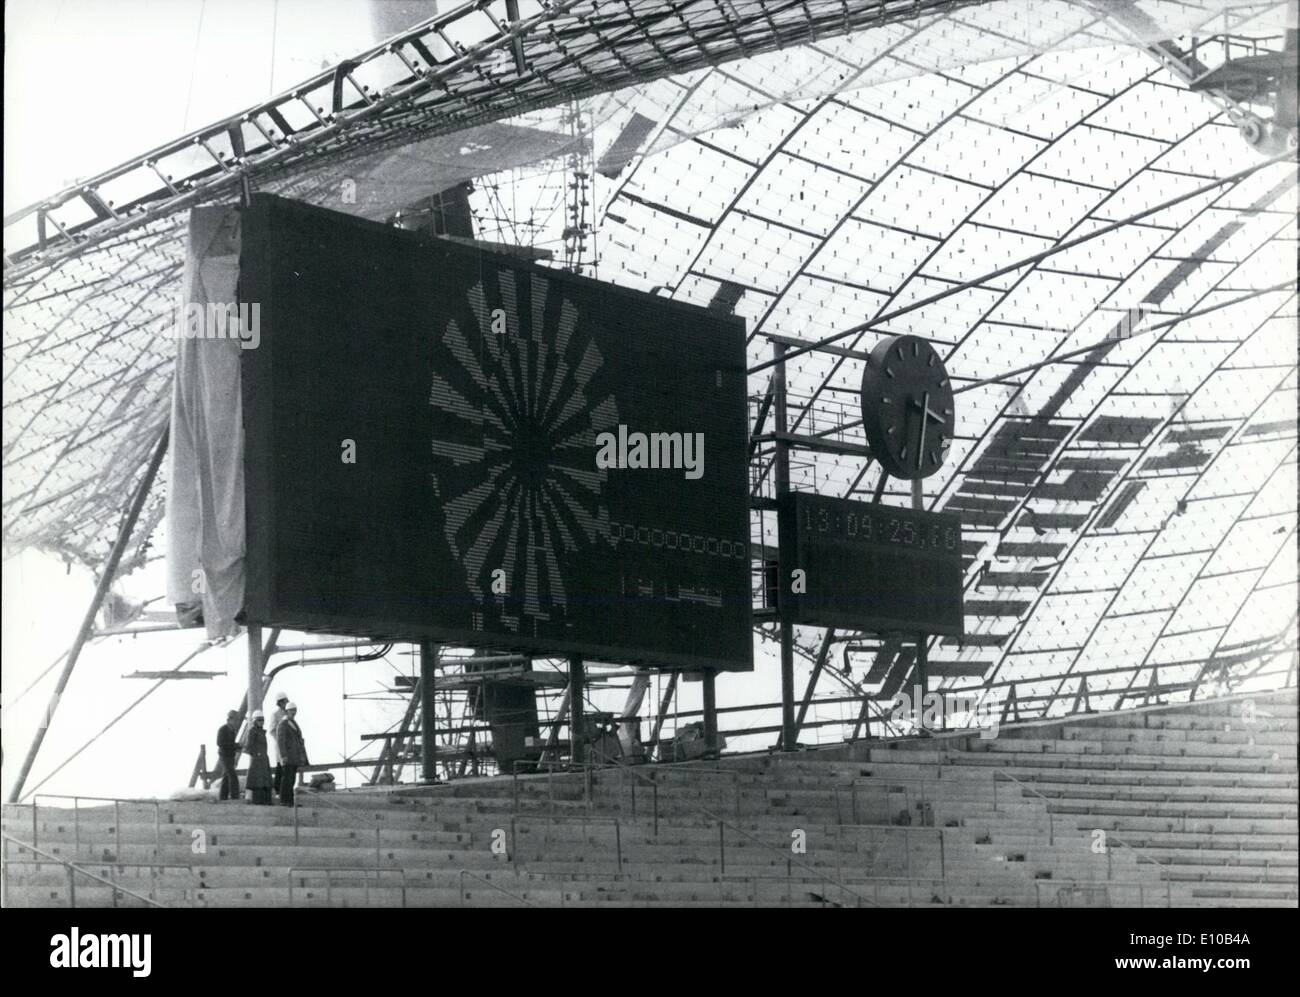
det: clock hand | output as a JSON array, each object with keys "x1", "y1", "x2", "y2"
[
  {"x1": 908, "y1": 395, "x2": 947, "y2": 427},
  {"x1": 916, "y1": 390, "x2": 929, "y2": 471}
]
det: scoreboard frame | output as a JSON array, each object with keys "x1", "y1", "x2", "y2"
[
  {"x1": 777, "y1": 491, "x2": 964, "y2": 636},
  {"x1": 239, "y1": 194, "x2": 752, "y2": 672}
]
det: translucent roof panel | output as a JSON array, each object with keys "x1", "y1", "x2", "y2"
[
  {"x1": 4, "y1": 0, "x2": 1296, "y2": 726},
  {"x1": 574, "y1": 16, "x2": 1297, "y2": 719}
]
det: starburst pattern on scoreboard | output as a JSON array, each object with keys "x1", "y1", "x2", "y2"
[{"x1": 429, "y1": 271, "x2": 619, "y2": 633}]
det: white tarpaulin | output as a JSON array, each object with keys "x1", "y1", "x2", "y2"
[{"x1": 165, "y1": 206, "x2": 247, "y2": 639}]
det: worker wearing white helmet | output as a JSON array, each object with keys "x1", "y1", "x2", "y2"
[
  {"x1": 275, "y1": 701, "x2": 309, "y2": 807},
  {"x1": 270, "y1": 692, "x2": 290, "y2": 795},
  {"x1": 244, "y1": 710, "x2": 273, "y2": 805}
]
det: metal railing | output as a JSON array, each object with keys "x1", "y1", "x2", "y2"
[
  {"x1": 509, "y1": 750, "x2": 949, "y2": 907},
  {"x1": 860, "y1": 874, "x2": 950, "y2": 908},
  {"x1": 1034, "y1": 876, "x2": 1172, "y2": 909},
  {"x1": 287, "y1": 866, "x2": 407, "y2": 907},
  {"x1": 1, "y1": 831, "x2": 170, "y2": 908},
  {"x1": 717, "y1": 870, "x2": 950, "y2": 908},
  {"x1": 290, "y1": 782, "x2": 388, "y2": 861},
  {"x1": 374, "y1": 679, "x2": 1297, "y2": 787},
  {"x1": 991, "y1": 767, "x2": 1176, "y2": 904},
  {"x1": 508, "y1": 813, "x2": 622, "y2": 874},
  {"x1": 1104, "y1": 831, "x2": 1175, "y2": 906},
  {"x1": 10, "y1": 767, "x2": 937, "y2": 910},
  {"x1": 2, "y1": 855, "x2": 200, "y2": 908},
  {"x1": 992, "y1": 769, "x2": 1057, "y2": 844},
  {"x1": 458, "y1": 869, "x2": 536, "y2": 908},
  {"x1": 30, "y1": 794, "x2": 165, "y2": 858},
  {"x1": 699, "y1": 806, "x2": 880, "y2": 908},
  {"x1": 637, "y1": 762, "x2": 744, "y2": 821},
  {"x1": 510, "y1": 758, "x2": 598, "y2": 817},
  {"x1": 610, "y1": 757, "x2": 951, "y2": 836}
]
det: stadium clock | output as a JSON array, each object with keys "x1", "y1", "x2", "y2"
[{"x1": 860, "y1": 334, "x2": 955, "y2": 480}]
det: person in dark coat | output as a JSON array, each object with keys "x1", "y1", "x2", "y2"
[
  {"x1": 216, "y1": 710, "x2": 242, "y2": 801},
  {"x1": 243, "y1": 710, "x2": 273, "y2": 805},
  {"x1": 275, "y1": 703, "x2": 309, "y2": 806}
]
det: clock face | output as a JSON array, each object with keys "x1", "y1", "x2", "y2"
[{"x1": 860, "y1": 334, "x2": 955, "y2": 480}]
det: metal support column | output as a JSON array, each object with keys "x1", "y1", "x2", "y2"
[
  {"x1": 539, "y1": 687, "x2": 571, "y2": 766},
  {"x1": 370, "y1": 677, "x2": 422, "y2": 785},
  {"x1": 568, "y1": 655, "x2": 586, "y2": 768},
  {"x1": 774, "y1": 342, "x2": 796, "y2": 751},
  {"x1": 647, "y1": 671, "x2": 678, "y2": 759},
  {"x1": 419, "y1": 641, "x2": 438, "y2": 783},
  {"x1": 911, "y1": 478, "x2": 928, "y2": 707},
  {"x1": 702, "y1": 669, "x2": 718, "y2": 757},
  {"x1": 7, "y1": 425, "x2": 169, "y2": 803},
  {"x1": 247, "y1": 624, "x2": 264, "y2": 718},
  {"x1": 790, "y1": 627, "x2": 835, "y2": 747}
]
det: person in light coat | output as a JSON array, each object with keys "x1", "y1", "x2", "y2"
[{"x1": 274, "y1": 702, "x2": 309, "y2": 806}]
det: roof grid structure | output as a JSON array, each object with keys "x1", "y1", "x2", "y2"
[
  {"x1": 3, "y1": 0, "x2": 1295, "y2": 730},
  {"x1": 574, "y1": 7, "x2": 1296, "y2": 720}
]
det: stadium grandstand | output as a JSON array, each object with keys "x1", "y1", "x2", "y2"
[{"x1": 2, "y1": 0, "x2": 1296, "y2": 911}]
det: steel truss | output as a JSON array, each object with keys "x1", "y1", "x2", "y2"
[{"x1": 4, "y1": 2, "x2": 1297, "y2": 790}]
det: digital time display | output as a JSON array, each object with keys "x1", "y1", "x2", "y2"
[
  {"x1": 779, "y1": 492, "x2": 964, "y2": 635},
  {"x1": 795, "y1": 503, "x2": 960, "y2": 553}
]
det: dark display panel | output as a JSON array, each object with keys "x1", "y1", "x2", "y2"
[
  {"x1": 240, "y1": 195, "x2": 751, "y2": 671},
  {"x1": 778, "y1": 492, "x2": 963, "y2": 635},
  {"x1": 465, "y1": 659, "x2": 541, "y2": 771}
]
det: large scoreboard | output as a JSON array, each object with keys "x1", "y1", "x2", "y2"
[
  {"x1": 778, "y1": 492, "x2": 963, "y2": 635},
  {"x1": 240, "y1": 195, "x2": 752, "y2": 671}
]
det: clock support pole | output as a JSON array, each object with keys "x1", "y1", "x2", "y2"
[
  {"x1": 773, "y1": 341, "x2": 798, "y2": 751},
  {"x1": 911, "y1": 479, "x2": 928, "y2": 703}
]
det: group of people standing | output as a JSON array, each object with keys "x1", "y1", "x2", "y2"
[{"x1": 215, "y1": 693, "x2": 309, "y2": 806}]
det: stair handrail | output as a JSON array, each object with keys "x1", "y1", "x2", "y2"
[
  {"x1": 589, "y1": 752, "x2": 745, "y2": 822},
  {"x1": 1033, "y1": 875, "x2": 1171, "y2": 909},
  {"x1": 291, "y1": 787, "x2": 395, "y2": 861},
  {"x1": 292, "y1": 784, "x2": 380, "y2": 821},
  {"x1": 509, "y1": 757, "x2": 601, "y2": 814},
  {"x1": 507, "y1": 812, "x2": 622, "y2": 874},
  {"x1": 2, "y1": 856, "x2": 201, "y2": 908},
  {"x1": 1103, "y1": 830, "x2": 1173, "y2": 876},
  {"x1": 459, "y1": 869, "x2": 537, "y2": 907},
  {"x1": 990, "y1": 768, "x2": 1056, "y2": 844},
  {"x1": 696, "y1": 803, "x2": 881, "y2": 908},
  {"x1": 586, "y1": 745, "x2": 748, "y2": 819},
  {"x1": 32, "y1": 793, "x2": 164, "y2": 856},
  {"x1": 287, "y1": 864, "x2": 407, "y2": 907},
  {"x1": 513, "y1": 752, "x2": 884, "y2": 907},
  {"x1": 1103, "y1": 830, "x2": 1175, "y2": 907},
  {"x1": 1, "y1": 831, "x2": 169, "y2": 908},
  {"x1": 991, "y1": 767, "x2": 1176, "y2": 904},
  {"x1": 723, "y1": 870, "x2": 949, "y2": 908}
]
